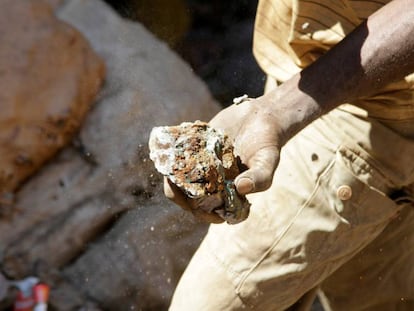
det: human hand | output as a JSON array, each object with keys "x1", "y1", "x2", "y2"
[
  {"x1": 209, "y1": 96, "x2": 283, "y2": 195},
  {"x1": 164, "y1": 94, "x2": 285, "y2": 223}
]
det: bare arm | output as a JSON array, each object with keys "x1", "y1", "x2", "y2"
[{"x1": 266, "y1": 0, "x2": 414, "y2": 145}]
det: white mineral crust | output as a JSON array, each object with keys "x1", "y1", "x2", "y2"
[{"x1": 148, "y1": 121, "x2": 250, "y2": 224}]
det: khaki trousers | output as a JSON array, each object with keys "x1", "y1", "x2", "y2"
[{"x1": 169, "y1": 96, "x2": 414, "y2": 310}]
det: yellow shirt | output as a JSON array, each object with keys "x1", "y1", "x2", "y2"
[{"x1": 253, "y1": 0, "x2": 414, "y2": 123}]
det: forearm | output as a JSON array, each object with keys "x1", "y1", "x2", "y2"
[{"x1": 264, "y1": 0, "x2": 414, "y2": 144}]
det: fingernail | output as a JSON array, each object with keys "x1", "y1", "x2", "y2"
[{"x1": 236, "y1": 177, "x2": 254, "y2": 194}]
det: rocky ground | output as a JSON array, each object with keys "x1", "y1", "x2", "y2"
[{"x1": 0, "y1": 0, "x2": 216, "y2": 309}]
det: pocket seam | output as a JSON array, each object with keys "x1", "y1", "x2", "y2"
[{"x1": 235, "y1": 156, "x2": 337, "y2": 294}]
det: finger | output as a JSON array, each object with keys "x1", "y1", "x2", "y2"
[
  {"x1": 163, "y1": 177, "x2": 192, "y2": 211},
  {"x1": 164, "y1": 177, "x2": 226, "y2": 223},
  {"x1": 235, "y1": 146, "x2": 280, "y2": 195}
]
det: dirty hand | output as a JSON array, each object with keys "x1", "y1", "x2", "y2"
[
  {"x1": 164, "y1": 94, "x2": 286, "y2": 223},
  {"x1": 209, "y1": 96, "x2": 283, "y2": 195}
]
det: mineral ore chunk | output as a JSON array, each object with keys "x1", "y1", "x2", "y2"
[{"x1": 149, "y1": 121, "x2": 250, "y2": 224}]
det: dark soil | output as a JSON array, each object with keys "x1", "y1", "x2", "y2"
[{"x1": 104, "y1": 0, "x2": 266, "y2": 106}]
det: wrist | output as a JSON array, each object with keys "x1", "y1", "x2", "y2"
[{"x1": 259, "y1": 74, "x2": 324, "y2": 146}]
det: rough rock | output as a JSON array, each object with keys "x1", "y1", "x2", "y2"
[
  {"x1": 0, "y1": 0, "x2": 219, "y2": 310},
  {"x1": 149, "y1": 121, "x2": 250, "y2": 224},
  {"x1": 0, "y1": 0, "x2": 105, "y2": 196}
]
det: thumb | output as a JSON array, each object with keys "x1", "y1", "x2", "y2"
[{"x1": 235, "y1": 146, "x2": 280, "y2": 195}]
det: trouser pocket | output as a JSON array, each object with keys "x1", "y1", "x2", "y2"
[{"x1": 236, "y1": 144, "x2": 401, "y2": 309}]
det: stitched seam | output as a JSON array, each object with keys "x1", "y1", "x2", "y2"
[
  {"x1": 339, "y1": 146, "x2": 396, "y2": 192},
  {"x1": 236, "y1": 156, "x2": 337, "y2": 293},
  {"x1": 206, "y1": 234, "x2": 245, "y2": 286}
]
